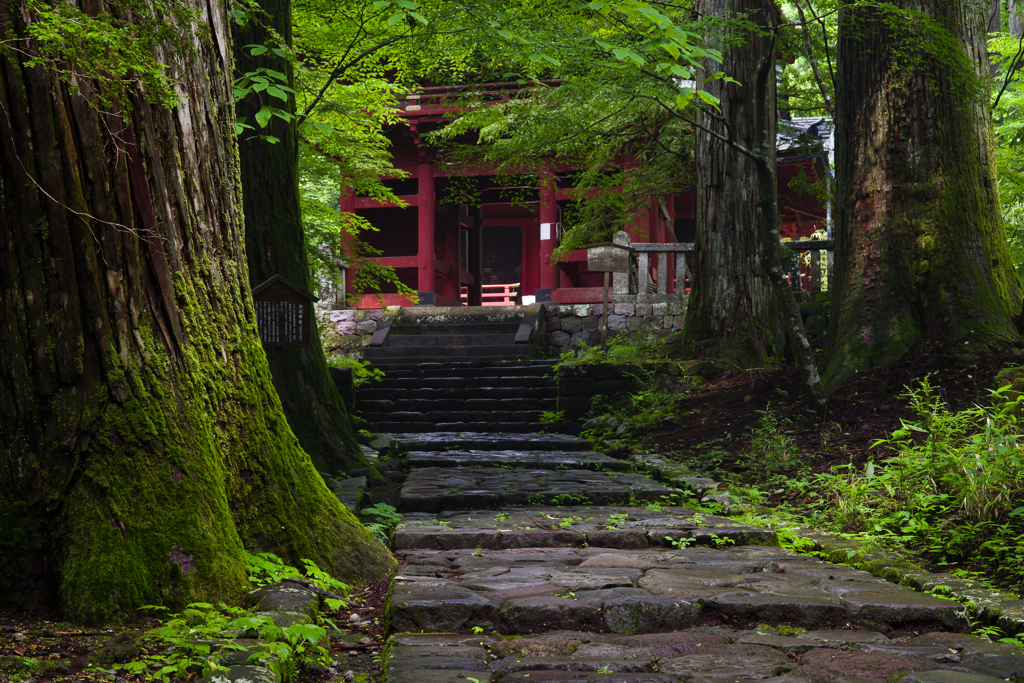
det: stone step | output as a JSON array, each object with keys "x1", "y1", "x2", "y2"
[
  {"x1": 406, "y1": 449, "x2": 633, "y2": 472},
  {"x1": 363, "y1": 421, "x2": 550, "y2": 434},
  {"x1": 398, "y1": 306, "x2": 526, "y2": 326},
  {"x1": 385, "y1": 628, "x2": 999, "y2": 683},
  {"x1": 386, "y1": 333, "x2": 516, "y2": 348},
  {"x1": 367, "y1": 359, "x2": 557, "y2": 372},
  {"x1": 379, "y1": 365, "x2": 556, "y2": 380},
  {"x1": 392, "y1": 432, "x2": 593, "y2": 452},
  {"x1": 358, "y1": 387, "x2": 557, "y2": 401},
  {"x1": 372, "y1": 376, "x2": 556, "y2": 390},
  {"x1": 390, "y1": 322, "x2": 521, "y2": 336},
  {"x1": 397, "y1": 468, "x2": 676, "y2": 512},
  {"x1": 393, "y1": 507, "x2": 775, "y2": 551},
  {"x1": 363, "y1": 343, "x2": 532, "y2": 359},
  {"x1": 387, "y1": 544, "x2": 971, "y2": 638},
  {"x1": 358, "y1": 398, "x2": 559, "y2": 412},
  {"x1": 360, "y1": 411, "x2": 546, "y2": 424}
]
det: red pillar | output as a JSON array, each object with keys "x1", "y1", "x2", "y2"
[
  {"x1": 340, "y1": 185, "x2": 358, "y2": 307},
  {"x1": 417, "y1": 161, "x2": 436, "y2": 305},
  {"x1": 537, "y1": 169, "x2": 558, "y2": 302}
]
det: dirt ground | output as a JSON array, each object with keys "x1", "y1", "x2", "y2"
[
  {"x1": 651, "y1": 339, "x2": 1022, "y2": 497},
  {"x1": 0, "y1": 576, "x2": 392, "y2": 683}
]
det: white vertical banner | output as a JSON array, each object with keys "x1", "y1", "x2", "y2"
[{"x1": 540, "y1": 222, "x2": 552, "y2": 241}]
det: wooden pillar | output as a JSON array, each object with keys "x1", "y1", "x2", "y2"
[
  {"x1": 467, "y1": 206, "x2": 483, "y2": 306},
  {"x1": 417, "y1": 161, "x2": 436, "y2": 305},
  {"x1": 537, "y1": 169, "x2": 558, "y2": 302}
]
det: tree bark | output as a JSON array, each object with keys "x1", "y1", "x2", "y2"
[
  {"x1": 683, "y1": 0, "x2": 787, "y2": 369},
  {"x1": 1012, "y1": 0, "x2": 1024, "y2": 37},
  {"x1": 821, "y1": 0, "x2": 1022, "y2": 391},
  {"x1": 0, "y1": 0, "x2": 393, "y2": 623},
  {"x1": 233, "y1": 0, "x2": 365, "y2": 476}
]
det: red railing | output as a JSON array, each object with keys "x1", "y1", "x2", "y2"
[{"x1": 460, "y1": 283, "x2": 520, "y2": 306}]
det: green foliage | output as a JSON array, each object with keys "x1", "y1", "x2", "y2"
[
  {"x1": 604, "y1": 512, "x2": 630, "y2": 529},
  {"x1": 125, "y1": 602, "x2": 328, "y2": 683},
  {"x1": 360, "y1": 503, "x2": 402, "y2": 543},
  {"x1": 246, "y1": 552, "x2": 351, "y2": 611},
  {"x1": 539, "y1": 410, "x2": 566, "y2": 423},
  {"x1": 324, "y1": 353, "x2": 386, "y2": 388},
  {"x1": 4, "y1": 0, "x2": 202, "y2": 112},
  {"x1": 664, "y1": 535, "x2": 695, "y2": 549},
  {"x1": 741, "y1": 405, "x2": 802, "y2": 482},
  {"x1": 808, "y1": 378, "x2": 1024, "y2": 582}
]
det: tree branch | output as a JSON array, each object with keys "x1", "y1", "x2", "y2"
[{"x1": 793, "y1": 0, "x2": 834, "y2": 116}]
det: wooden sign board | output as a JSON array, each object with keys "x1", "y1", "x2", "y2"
[
  {"x1": 252, "y1": 275, "x2": 319, "y2": 347},
  {"x1": 587, "y1": 244, "x2": 630, "y2": 273}
]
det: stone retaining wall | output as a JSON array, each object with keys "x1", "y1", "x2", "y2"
[
  {"x1": 543, "y1": 299, "x2": 687, "y2": 356},
  {"x1": 318, "y1": 290, "x2": 829, "y2": 359},
  {"x1": 319, "y1": 308, "x2": 385, "y2": 357}
]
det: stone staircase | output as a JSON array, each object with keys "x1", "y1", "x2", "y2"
[
  {"x1": 356, "y1": 360, "x2": 558, "y2": 434},
  {"x1": 346, "y1": 307, "x2": 1000, "y2": 683},
  {"x1": 377, "y1": 428, "x2": 985, "y2": 683},
  {"x1": 361, "y1": 306, "x2": 536, "y2": 366}
]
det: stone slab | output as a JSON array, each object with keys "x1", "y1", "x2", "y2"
[
  {"x1": 392, "y1": 432, "x2": 593, "y2": 452},
  {"x1": 398, "y1": 469, "x2": 676, "y2": 512},
  {"x1": 408, "y1": 449, "x2": 632, "y2": 471}
]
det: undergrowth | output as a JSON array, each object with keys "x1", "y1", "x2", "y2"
[
  {"x1": 120, "y1": 553, "x2": 353, "y2": 682},
  {"x1": 694, "y1": 376, "x2": 1024, "y2": 590}
]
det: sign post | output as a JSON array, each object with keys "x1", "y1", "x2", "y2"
[
  {"x1": 586, "y1": 244, "x2": 631, "y2": 350},
  {"x1": 252, "y1": 275, "x2": 319, "y2": 347}
]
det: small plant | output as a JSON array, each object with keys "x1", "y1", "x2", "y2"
[
  {"x1": 604, "y1": 513, "x2": 629, "y2": 529},
  {"x1": 597, "y1": 665, "x2": 614, "y2": 674},
  {"x1": 125, "y1": 602, "x2": 329, "y2": 682},
  {"x1": 360, "y1": 502, "x2": 402, "y2": 543},
  {"x1": 539, "y1": 410, "x2": 565, "y2": 423},
  {"x1": 471, "y1": 548, "x2": 485, "y2": 557},
  {"x1": 665, "y1": 535, "x2": 695, "y2": 549},
  {"x1": 551, "y1": 493, "x2": 590, "y2": 506},
  {"x1": 471, "y1": 626, "x2": 485, "y2": 634},
  {"x1": 324, "y1": 353, "x2": 385, "y2": 388},
  {"x1": 710, "y1": 534, "x2": 735, "y2": 549}
]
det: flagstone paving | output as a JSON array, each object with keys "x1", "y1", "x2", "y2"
[{"x1": 346, "y1": 359, "x2": 1021, "y2": 683}]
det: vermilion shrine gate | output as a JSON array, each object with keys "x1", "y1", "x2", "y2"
[{"x1": 342, "y1": 83, "x2": 829, "y2": 309}]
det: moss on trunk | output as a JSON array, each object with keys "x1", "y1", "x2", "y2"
[
  {"x1": 233, "y1": 0, "x2": 364, "y2": 476},
  {"x1": 0, "y1": 0, "x2": 393, "y2": 624},
  {"x1": 822, "y1": 0, "x2": 1023, "y2": 391}
]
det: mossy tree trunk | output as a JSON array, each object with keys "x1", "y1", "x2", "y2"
[
  {"x1": 233, "y1": 0, "x2": 365, "y2": 476},
  {"x1": 821, "y1": 0, "x2": 1023, "y2": 392},
  {"x1": 682, "y1": 0, "x2": 787, "y2": 368},
  {"x1": 685, "y1": 0, "x2": 827, "y2": 407},
  {"x1": 0, "y1": 0, "x2": 393, "y2": 623}
]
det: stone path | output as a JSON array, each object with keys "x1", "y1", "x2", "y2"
[{"x1": 349, "y1": 360, "x2": 1023, "y2": 683}]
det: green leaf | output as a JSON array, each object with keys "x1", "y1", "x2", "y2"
[
  {"x1": 676, "y1": 88, "x2": 695, "y2": 108},
  {"x1": 408, "y1": 11, "x2": 428, "y2": 24},
  {"x1": 311, "y1": 121, "x2": 334, "y2": 135},
  {"x1": 263, "y1": 135, "x2": 280, "y2": 143},
  {"x1": 386, "y1": 11, "x2": 406, "y2": 26},
  {"x1": 247, "y1": 44, "x2": 268, "y2": 56},
  {"x1": 255, "y1": 106, "x2": 272, "y2": 128},
  {"x1": 696, "y1": 90, "x2": 720, "y2": 107},
  {"x1": 1011, "y1": 506, "x2": 1024, "y2": 516},
  {"x1": 266, "y1": 86, "x2": 287, "y2": 101}
]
